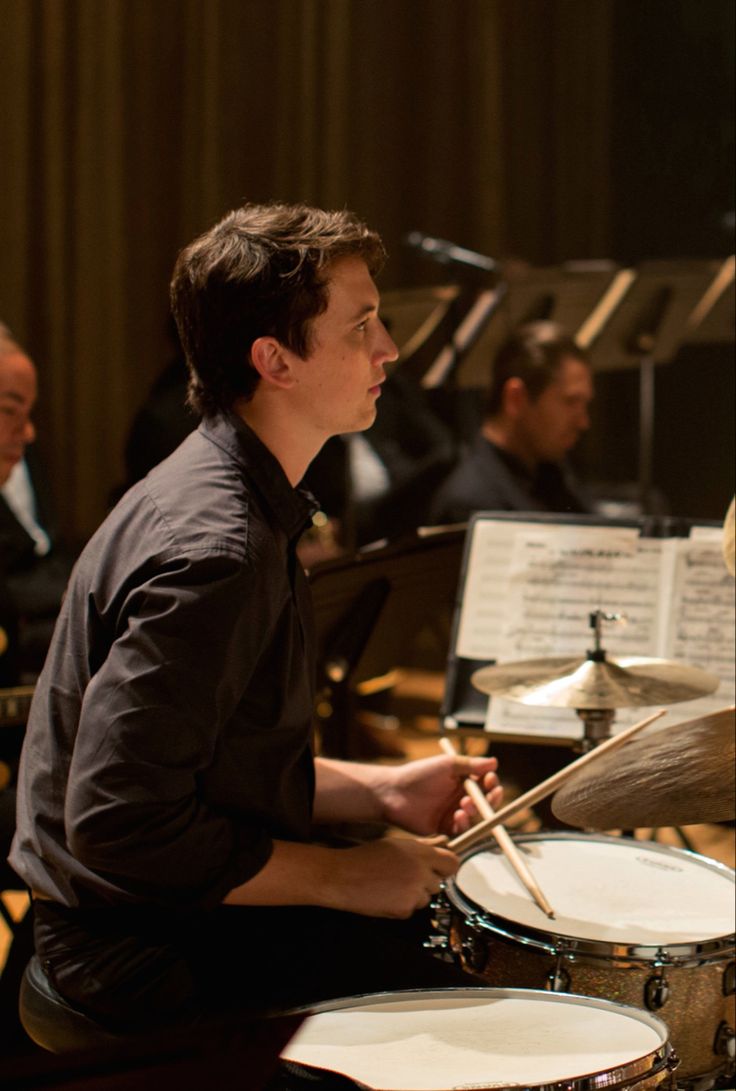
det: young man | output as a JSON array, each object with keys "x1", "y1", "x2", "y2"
[
  {"x1": 429, "y1": 320, "x2": 594, "y2": 523},
  {"x1": 10, "y1": 203, "x2": 501, "y2": 1035}
]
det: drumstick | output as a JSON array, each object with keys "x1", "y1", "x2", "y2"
[
  {"x1": 448, "y1": 708, "x2": 667, "y2": 854},
  {"x1": 439, "y1": 737, "x2": 556, "y2": 919}
]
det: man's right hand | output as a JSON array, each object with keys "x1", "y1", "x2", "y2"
[
  {"x1": 323, "y1": 837, "x2": 459, "y2": 919},
  {"x1": 223, "y1": 837, "x2": 459, "y2": 919}
]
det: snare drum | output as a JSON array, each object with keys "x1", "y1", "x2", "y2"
[
  {"x1": 281, "y1": 987, "x2": 677, "y2": 1090},
  {"x1": 434, "y1": 833, "x2": 735, "y2": 1086}
]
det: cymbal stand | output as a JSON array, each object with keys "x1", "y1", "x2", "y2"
[
  {"x1": 574, "y1": 610, "x2": 626, "y2": 751},
  {"x1": 574, "y1": 707, "x2": 617, "y2": 752}
]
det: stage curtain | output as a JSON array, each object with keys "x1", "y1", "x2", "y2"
[{"x1": 0, "y1": 0, "x2": 610, "y2": 541}]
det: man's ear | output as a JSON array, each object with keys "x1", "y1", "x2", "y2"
[
  {"x1": 503, "y1": 377, "x2": 530, "y2": 418},
  {"x1": 250, "y1": 337, "x2": 296, "y2": 389}
]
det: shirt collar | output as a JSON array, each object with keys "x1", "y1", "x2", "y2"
[{"x1": 199, "y1": 413, "x2": 318, "y2": 541}]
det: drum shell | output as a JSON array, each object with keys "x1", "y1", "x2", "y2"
[{"x1": 441, "y1": 834, "x2": 735, "y2": 1086}]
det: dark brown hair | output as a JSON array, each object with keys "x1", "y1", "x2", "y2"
[
  {"x1": 485, "y1": 320, "x2": 590, "y2": 416},
  {"x1": 170, "y1": 202, "x2": 386, "y2": 417}
]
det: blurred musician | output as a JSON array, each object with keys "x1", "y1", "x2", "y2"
[
  {"x1": 0, "y1": 324, "x2": 74, "y2": 682},
  {"x1": 429, "y1": 320, "x2": 594, "y2": 522}
]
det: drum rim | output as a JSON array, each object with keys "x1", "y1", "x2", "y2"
[
  {"x1": 284, "y1": 986, "x2": 677, "y2": 1091},
  {"x1": 447, "y1": 831, "x2": 736, "y2": 966}
]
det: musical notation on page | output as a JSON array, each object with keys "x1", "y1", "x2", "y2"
[{"x1": 451, "y1": 518, "x2": 735, "y2": 741}]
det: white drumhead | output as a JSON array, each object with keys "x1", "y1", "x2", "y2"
[
  {"x1": 281, "y1": 990, "x2": 666, "y2": 1091},
  {"x1": 455, "y1": 835, "x2": 735, "y2": 944}
]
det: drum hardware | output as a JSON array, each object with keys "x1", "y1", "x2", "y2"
[
  {"x1": 645, "y1": 972, "x2": 672, "y2": 1011},
  {"x1": 422, "y1": 933, "x2": 451, "y2": 956},
  {"x1": 459, "y1": 914, "x2": 489, "y2": 974},
  {"x1": 575, "y1": 707, "x2": 616, "y2": 749},
  {"x1": 546, "y1": 957, "x2": 572, "y2": 993},
  {"x1": 423, "y1": 897, "x2": 452, "y2": 960},
  {"x1": 713, "y1": 1021, "x2": 735, "y2": 1060},
  {"x1": 428, "y1": 892, "x2": 451, "y2": 931},
  {"x1": 723, "y1": 962, "x2": 736, "y2": 996}
]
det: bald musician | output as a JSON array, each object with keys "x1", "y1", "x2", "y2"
[
  {"x1": 0, "y1": 324, "x2": 73, "y2": 682},
  {"x1": 10, "y1": 203, "x2": 503, "y2": 1049}
]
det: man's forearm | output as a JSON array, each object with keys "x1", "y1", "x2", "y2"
[
  {"x1": 222, "y1": 836, "x2": 459, "y2": 920},
  {"x1": 312, "y1": 757, "x2": 392, "y2": 825}
]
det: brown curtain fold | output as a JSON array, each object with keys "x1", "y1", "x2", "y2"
[{"x1": 1, "y1": 0, "x2": 615, "y2": 540}]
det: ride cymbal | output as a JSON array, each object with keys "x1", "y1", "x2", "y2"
[
  {"x1": 471, "y1": 655, "x2": 720, "y2": 710},
  {"x1": 551, "y1": 706, "x2": 735, "y2": 829}
]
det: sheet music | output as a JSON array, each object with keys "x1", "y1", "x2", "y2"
[
  {"x1": 662, "y1": 535, "x2": 735, "y2": 716},
  {"x1": 589, "y1": 535, "x2": 735, "y2": 733},
  {"x1": 450, "y1": 517, "x2": 735, "y2": 742},
  {"x1": 454, "y1": 519, "x2": 550, "y2": 661},
  {"x1": 496, "y1": 528, "x2": 661, "y2": 660}
]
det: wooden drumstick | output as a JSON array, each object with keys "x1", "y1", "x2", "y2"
[
  {"x1": 448, "y1": 708, "x2": 667, "y2": 855},
  {"x1": 440, "y1": 737, "x2": 555, "y2": 919}
]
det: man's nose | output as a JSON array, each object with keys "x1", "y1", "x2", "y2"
[{"x1": 377, "y1": 321, "x2": 399, "y2": 364}]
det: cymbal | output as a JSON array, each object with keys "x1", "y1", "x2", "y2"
[
  {"x1": 551, "y1": 706, "x2": 735, "y2": 828},
  {"x1": 471, "y1": 655, "x2": 720, "y2": 709}
]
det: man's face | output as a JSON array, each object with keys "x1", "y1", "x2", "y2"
[
  {"x1": 289, "y1": 256, "x2": 398, "y2": 440},
  {"x1": 0, "y1": 350, "x2": 37, "y2": 485},
  {"x1": 519, "y1": 356, "x2": 593, "y2": 464}
]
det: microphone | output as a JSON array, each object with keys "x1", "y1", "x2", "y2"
[{"x1": 404, "y1": 231, "x2": 498, "y2": 274}]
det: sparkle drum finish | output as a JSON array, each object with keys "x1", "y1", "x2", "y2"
[
  {"x1": 433, "y1": 834, "x2": 735, "y2": 1088},
  {"x1": 281, "y1": 987, "x2": 677, "y2": 1090}
]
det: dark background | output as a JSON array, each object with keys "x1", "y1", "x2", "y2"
[{"x1": 0, "y1": 0, "x2": 733, "y2": 540}]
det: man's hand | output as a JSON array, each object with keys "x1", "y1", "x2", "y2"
[
  {"x1": 323, "y1": 837, "x2": 459, "y2": 918},
  {"x1": 376, "y1": 754, "x2": 503, "y2": 836}
]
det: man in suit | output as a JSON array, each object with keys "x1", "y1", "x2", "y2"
[
  {"x1": 0, "y1": 324, "x2": 57, "y2": 1052},
  {"x1": 0, "y1": 324, "x2": 72, "y2": 682}
]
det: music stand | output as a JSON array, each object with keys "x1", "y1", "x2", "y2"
[
  {"x1": 308, "y1": 527, "x2": 466, "y2": 759},
  {"x1": 682, "y1": 254, "x2": 735, "y2": 345},
  {"x1": 445, "y1": 261, "x2": 634, "y2": 390},
  {"x1": 579, "y1": 259, "x2": 720, "y2": 511}
]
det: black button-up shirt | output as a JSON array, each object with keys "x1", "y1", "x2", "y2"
[{"x1": 11, "y1": 413, "x2": 318, "y2": 910}]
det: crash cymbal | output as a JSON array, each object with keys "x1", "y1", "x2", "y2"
[
  {"x1": 551, "y1": 706, "x2": 735, "y2": 829},
  {"x1": 471, "y1": 655, "x2": 720, "y2": 709}
]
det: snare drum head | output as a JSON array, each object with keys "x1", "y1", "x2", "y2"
[
  {"x1": 281, "y1": 988, "x2": 669, "y2": 1091},
  {"x1": 454, "y1": 834, "x2": 735, "y2": 946}
]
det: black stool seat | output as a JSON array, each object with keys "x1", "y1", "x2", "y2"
[{"x1": 19, "y1": 955, "x2": 147, "y2": 1053}]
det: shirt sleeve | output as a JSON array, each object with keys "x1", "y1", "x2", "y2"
[{"x1": 64, "y1": 548, "x2": 281, "y2": 910}]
